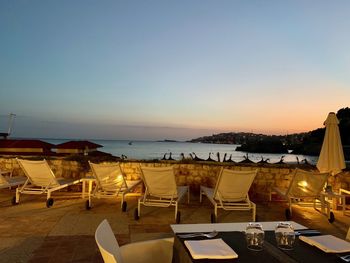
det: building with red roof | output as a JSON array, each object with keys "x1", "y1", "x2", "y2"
[
  {"x1": 54, "y1": 140, "x2": 109, "y2": 156},
  {"x1": 0, "y1": 139, "x2": 55, "y2": 156},
  {"x1": 0, "y1": 139, "x2": 112, "y2": 157}
]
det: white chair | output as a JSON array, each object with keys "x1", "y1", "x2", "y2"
[
  {"x1": 135, "y1": 166, "x2": 189, "y2": 223},
  {"x1": 87, "y1": 161, "x2": 142, "y2": 211},
  {"x1": 200, "y1": 168, "x2": 258, "y2": 222},
  {"x1": 95, "y1": 219, "x2": 173, "y2": 263},
  {"x1": 273, "y1": 169, "x2": 330, "y2": 221},
  {"x1": 16, "y1": 158, "x2": 82, "y2": 207}
]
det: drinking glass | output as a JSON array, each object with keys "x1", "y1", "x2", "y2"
[
  {"x1": 245, "y1": 223, "x2": 264, "y2": 251},
  {"x1": 275, "y1": 222, "x2": 295, "y2": 250}
]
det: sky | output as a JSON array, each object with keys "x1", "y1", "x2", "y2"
[{"x1": 1, "y1": 0, "x2": 350, "y2": 140}]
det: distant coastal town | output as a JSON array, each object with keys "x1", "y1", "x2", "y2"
[{"x1": 189, "y1": 107, "x2": 350, "y2": 159}]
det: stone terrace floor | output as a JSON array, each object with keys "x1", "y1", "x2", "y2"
[{"x1": 0, "y1": 189, "x2": 349, "y2": 263}]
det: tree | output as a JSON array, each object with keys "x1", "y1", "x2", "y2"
[{"x1": 337, "y1": 107, "x2": 350, "y2": 145}]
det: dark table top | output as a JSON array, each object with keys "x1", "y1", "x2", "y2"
[{"x1": 173, "y1": 230, "x2": 348, "y2": 263}]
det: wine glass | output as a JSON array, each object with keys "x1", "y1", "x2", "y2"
[
  {"x1": 275, "y1": 222, "x2": 295, "y2": 250},
  {"x1": 245, "y1": 223, "x2": 264, "y2": 251}
]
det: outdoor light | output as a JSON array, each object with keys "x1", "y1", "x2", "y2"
[
  {"x1": 117, "y1": 174, "x2": 123, "y2": 182},
  {"x1": 297, "y1": 180, "x2": 311, "y2": 194},
  {"x1": 298, "y1": 181, "x2": 308, "y2": 188}
]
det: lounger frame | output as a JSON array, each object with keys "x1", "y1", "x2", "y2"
[
  {"x1": 273, "y1": 168, "x2": 330, "y2": 221},
  {"x1": 200, "y1": 168, "x2": 258, "y2": 222},
  {"x1": 87, "y1": 161, "x2": 142, "y2": 210},
  {"x1": 16, "y1": 158, "x2": 82, "y2": 207},
  {"x1": 137, "y1": 166, "x2": 189, "y2": 222}
]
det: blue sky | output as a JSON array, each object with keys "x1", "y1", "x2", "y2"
[{"x1": 1, "y1": 0, "x2": 350, "y2": 140}]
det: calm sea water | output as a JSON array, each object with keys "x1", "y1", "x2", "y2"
[{"x1": 42, "y1": 139, "x2": 318, "y2": 164}]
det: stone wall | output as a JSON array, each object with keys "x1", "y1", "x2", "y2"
[{"x1": 1, "y1": 157, "x2": 349, "y2": 200}]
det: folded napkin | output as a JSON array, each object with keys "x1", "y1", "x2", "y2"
[
  {"x1": 299, "y1": 235, "x2": 350, "y2": 253},
  {"x1": 184, "y1": 238, "x2": 238, "y2": 259}
]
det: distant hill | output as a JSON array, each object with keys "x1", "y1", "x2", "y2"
[
  {"x1": 189, "y1": 132, "x2": 303, "y2": 154},
  {"x1": 292, "y1": 107, "x2": 350, "y2": 159},
  {"x1": 189, "y1": 107, "x2": 350, "y2": 158},
  {"x1": 189, "y1": 132, "x2": 304, "y2": 145}
]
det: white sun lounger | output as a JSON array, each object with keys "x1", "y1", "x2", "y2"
[
  {"x1": 200, "y1": 168, "x2": 258, "y2": 222},
  {"x1": 135, "y1": 166, "x2": 189, "y2": 223},
  {"x1": 273, "y1": 169, "x2": 330, "y2": 221},
  {"x1": 16, "y1": 158, "x2": 82, "y2": 207},
  {"x1": 87, "y1": 161, "x2": 142, "y2": 211}
]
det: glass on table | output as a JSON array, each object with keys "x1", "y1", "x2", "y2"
[
  {"x1": 275, "y1": 222, "x2": 295, "y2": 250},
  {"x1": 245, "y1": 223, "x2": 264, "y2": 251}
]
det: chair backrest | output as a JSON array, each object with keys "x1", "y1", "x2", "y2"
[
  {"x1": 214, "y1": 168, "x2": 257, "y2": 201},
  {"x1": 287, "y1": 169, "x2": 329, "y2": 198},
  {"x1": 95, "y1": 219, "x2": 123, "y2": 263},
  {"x1": 140, "y1": 166, "x2": 177, "y2": 198},
  {"x1": 89, "y1": 162, "x2": 125, "y2": 191},
  {"x1": 17, "y1": 159, "x2": 58, "y2": 187}
]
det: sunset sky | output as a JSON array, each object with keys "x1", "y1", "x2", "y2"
[{"x1": 1, "y1": 1, "x2": 349, "y2": 140}]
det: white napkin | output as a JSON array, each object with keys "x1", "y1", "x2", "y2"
[
  {"x1": 184, "y1": 238, "x2": 238, "y2": 259},
  {"x1": 299, "y1": 235, "x2": 350, "y2": 253}
]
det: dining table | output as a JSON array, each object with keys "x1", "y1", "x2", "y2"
[{"x1": 171, "y1": 221, "x2": 349, "y2": 263}]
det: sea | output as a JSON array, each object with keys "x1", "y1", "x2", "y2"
[{"x1": 42, "y1": 139, "x2": 318, "y2": 164}]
